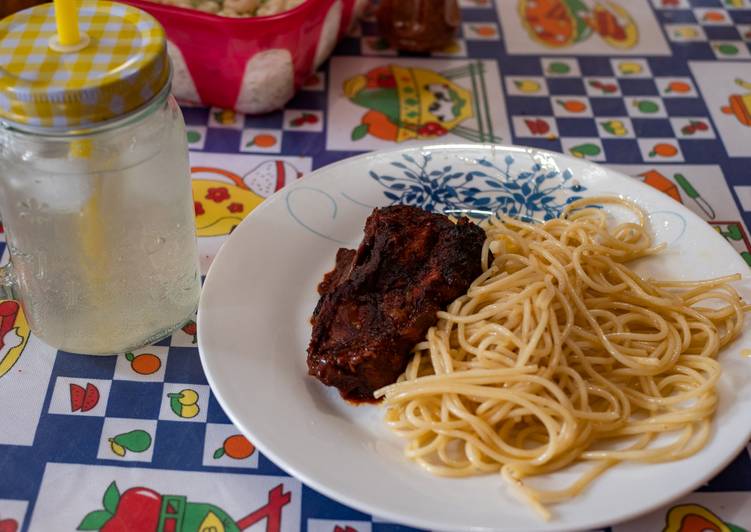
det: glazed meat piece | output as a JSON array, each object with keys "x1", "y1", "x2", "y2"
[{"x1": 307, "y1": 205, "x2": 485, "y2": 402}]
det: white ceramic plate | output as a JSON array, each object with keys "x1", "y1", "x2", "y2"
[{"x1": 198, "y1": 144, "x2": 751, "y2": 532}]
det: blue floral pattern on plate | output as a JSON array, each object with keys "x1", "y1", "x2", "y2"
[{"x1": 369, "y1": 153, "x2": 585, "y2": 220}]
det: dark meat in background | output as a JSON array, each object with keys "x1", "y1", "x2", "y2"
[{"x1": 307, "y1": 205, "x2": 485, "y2": 402}]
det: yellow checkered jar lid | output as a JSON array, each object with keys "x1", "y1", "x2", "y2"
[{"x1": 0, "y1": 1, "x2": 169, "y2": 130}]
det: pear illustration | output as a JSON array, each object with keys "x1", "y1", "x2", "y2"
[
  {"x1": 547, "y1": 62, "x2": 570, "y2": 75},
  {"x1": 633, "y1": 99, "x2": 659, "y2": 114},
  {"x1": 109, "y1": 429, "x2": 152, "y2": 457},
  {"x1": 569, "y1": 143, "x2": 601, "y2": 158}
]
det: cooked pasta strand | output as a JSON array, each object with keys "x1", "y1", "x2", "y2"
[{"x1": 374, "y1": 197, "x2": 746, "y2": 519}]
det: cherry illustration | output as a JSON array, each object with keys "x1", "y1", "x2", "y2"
[{"x1": 680, "y1": 120, "x2": 709, "y2": 135}]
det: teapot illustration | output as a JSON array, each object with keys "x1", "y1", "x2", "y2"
[{"x1": 722, "y1": 78, "x2": 751, "y2": 126}]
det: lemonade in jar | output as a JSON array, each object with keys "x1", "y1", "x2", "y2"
[{"x1": 0, "y1": 1, "x2": 201, "y2": 353}]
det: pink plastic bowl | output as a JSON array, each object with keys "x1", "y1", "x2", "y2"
[{"x1": 124, "y1": 0, "x2": 363, "y2": 113}]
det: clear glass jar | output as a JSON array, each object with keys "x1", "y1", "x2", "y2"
[{"x1": 0, "y1": 87, "x2": 201, "y2": 354}]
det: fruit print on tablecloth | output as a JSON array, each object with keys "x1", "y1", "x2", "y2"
[
  {"x1": 240, "y1": 129, "x2": 282, "y2": 154},
  {"x1": 28, "y1": 463, "x2": 301, "y2": 532},
  {"x1": 189, "y1": 152, "x2": 312, "y2": 273},
  {"x1": 170, "y1": 319, "x2": 198, "y2": 348},
  {"x1": 462, "y1": 22, "x2": 502, "y2": 41},
  {"x1": 47, "y1": 377, "x2": 111, "y2": 418},
  {"x1": 307, "y1": 519, "x2": 372, "y2": 532},
  {"x1": 655, "y1": 78, "x2": 698, "y2": 98},
  {"x1": 0, "y1": 315, "x2": 56, "y2": 445},
  {"x1": 498, "y1": 0, "x2": 670, "y2": 56},
  {"x1": 583, "y1": 77, "x2": 621, "y2": 97},
  {"x1": 712, "y1": 222, "x2": 751, "y2": 268},
  {"x1": 208, "y1": 108, "x2": 245, "y2": 130},
  {"x1": 711, "y1": 41, "x2": 751, "y2": 60},
  {"x1": 612, "y1": 491, "x2": 751, "y2": 531},
  {"x1": 608, "y1": 165, "x2": 745, "y2": 225},
  {"x1": 186, "y1": 126, "x2": 207, "y2": 150},
  {"x1": 192, "y1": 157, "x2": 307, "y2": 236},
  {"x1": 650, "y1": 0, "x2": 690, "y2": 8},
  {"x1": 637, "y1": 138, "x2": 684, "y2": 162},
  {"x1": 611, "y1": 58, "x2": 651, "y2": 78},
  {"x1": 326, "y1": 57, "x2": 511, "y2": 151},
  {"x1": 283, "y1": 110, "x2": 324, "y2": 133},
  {"x1": 430, "y1": 38, "x2": 469, "y2": 58},
  {"x1": 663, "y1": 504, "x2": 748, "y2": 532},
  {"x1": 694, "y1": 7, "x2": 733, "y2": 25},
  {"x1": 113, "y1": 346, "x2": 168, "y2": 383},
  {"x1": 551, "y1": 96, "x2": 593, "y2": 117},
  {"x1": 0, "y1": 500, "x2": 27, "y2": 532},
  {"x1": 670, "y1": 117, "x2": 715, "y2": 139},
  {"x1": 96, "y1": 418, "x2": 157, "y2": 463},
  {"x1": 690, "y1": 62, "x2": 751, "y2": 157},
  {"x1": 512, "y1": 115, "x2": 559, "y2": 139},
  {"x1": 505, "y1": 76, "x2": 549, "y2": 96},
  {"x1": 458, "y1": 0, "x2": 493, "y2": 8},
  {"x1": 597, "y1": 117, "x2": 634, "y2": 138},
  {"x1": 202, "y1": 423, "x2": 259, "y2": 469},
  {"x1": 725, "y1": 0, "x2": 751, "y2": 9},
  {"x1": 665, "y1": 23, "x2": 707, "y2": 42},
  {"x1": 541, "y1": 57, "x2": 581, "y2": 77},
  {"x1": 625, "y1": 97, "x2": 667, "y2": 118},
  {"x1": 158, "y1": 384, "x2": 209, "y2": 423},
  {"x1": 0, "y1": 300, "x2": 30, "y2": 381},
  {"x1": 560, "y1": 138, "x2": 605, "y2": 161},
  {"x1": 301, "y1": 71, "x2": 325, "y2": 92}
]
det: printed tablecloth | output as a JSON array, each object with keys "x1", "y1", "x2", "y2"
[{"x1": 2, "y1": 0, "x2": 751, "y2": 530}]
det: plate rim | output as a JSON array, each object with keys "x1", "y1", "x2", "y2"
[{"x1": 198, "y1": 143, "x2": 751, "y2": 532}]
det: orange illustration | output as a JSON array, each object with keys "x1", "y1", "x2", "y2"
[
  {"x1": 666, "y1": 81, "x2": 691, "y2": 94},
  {"x1": 702, "y1": 10, "x2": 726, "y2": 22},
  {"x1": 649, "y1": 143, "x2": 679, "y2": 158},
  {"x1": 246, "y1": 134, "x2": 277, "y2": 148},
  {"x1": 518, "y1": 0, "x2": 638, "y2": 49},
  {"x1": 125, "y1": 352, "x2": 161, "y2": 375},
  {"x1": 213, "y1": 434, "x2": 256, "y2": 459},
  {"x1": 556, "y1": 99, "x2": 587, "y2": 113},
  {"x1": 471, "y1": 24, "x2": 497, "y2": 37},
  {"x1": 663, "y1": 503, "x2": 747, "y2": 532}
]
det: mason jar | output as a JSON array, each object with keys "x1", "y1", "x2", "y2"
[{"x1": 0, "y1": 1, "x2": 201, "y2": 354}]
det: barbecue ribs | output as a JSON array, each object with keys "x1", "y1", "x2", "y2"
[{"x1": 307, "y1": 205, "x2": 485, "y2": 402}]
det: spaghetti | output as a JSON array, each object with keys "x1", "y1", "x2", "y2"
[{"x1": 374, "y1": 197, "x2": 747, "y2": 519}]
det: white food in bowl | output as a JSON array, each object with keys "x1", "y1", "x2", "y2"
[{"x1": 148, "y1": 0, "x2": 305, "y2": 17}]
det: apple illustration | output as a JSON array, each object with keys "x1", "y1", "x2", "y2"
[
  {"x1": 0, "y1": 518, "x2": 18, "y2": 532},
  {"x1": 78, "y1": 484, "x2": 161, "y2": 531},
  {"x1": 101, "y1": 488, "x2": 161, "y2": 532}
]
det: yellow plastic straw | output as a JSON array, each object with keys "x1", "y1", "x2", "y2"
[{"x1": 53, "y1": 0, "x2": 81, "y2": 47}]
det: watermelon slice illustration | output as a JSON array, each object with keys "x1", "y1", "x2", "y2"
[{"x1": 70, "y1": 383, "x2": 100, "y2": 412}]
